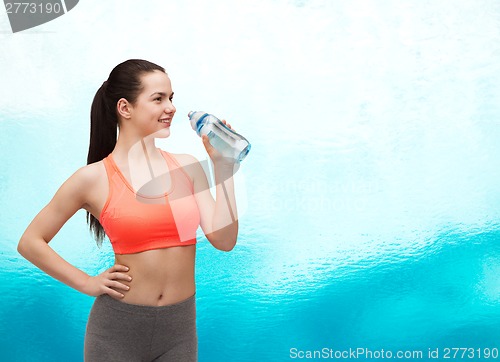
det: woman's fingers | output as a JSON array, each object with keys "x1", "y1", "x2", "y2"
[
  {"x1": 109, "y1": 272, "x2": 132, "y2": 281},
  {"x1": 103, "y1": 278, "x2": 129, "y2": 299},
  {"x1": 108, "y1": 265, "x2": 132, "y2": 281},
  {"x1": 111, "y1": 264, "x2": 129, "y2": 272},
  {"x1": 104, "y1": 264, "x2": 132, "y2": 298},
  {"x1": 202, "y1": 134, "x2": 211, "y2": 146},
  {"x1": 221, "y1": 119, "x2": 235, "y2": 131},
  {"x1": 202, "y1": 135, "x2": 215, "y2": 154},
  {"x1": 106, "y1": 287, "x2": 125, "y2": 299},
  {"x1": 107, "y1": 280, "x2": 130, "y2": 291},
  {"x1": 82, "y1": 264, "x2": 132, "y2": 298}
]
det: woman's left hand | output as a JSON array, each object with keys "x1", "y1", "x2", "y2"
[{"x1": 201, "y1": 119, "x2": 238, "y2": 168}]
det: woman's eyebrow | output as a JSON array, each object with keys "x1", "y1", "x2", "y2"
[{"x1": 150, "y1": 92, "x2": 174, "y2": 98}]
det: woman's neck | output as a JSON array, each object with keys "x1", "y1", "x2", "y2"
[{"x1": 113, "y1": 132, "x2": 161, "y2": 163}]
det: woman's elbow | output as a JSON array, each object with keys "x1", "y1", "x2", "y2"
[
  {"x1": 208, "y1": 235, "x2": 237, "y2": 252},
  {"x1": 17, "y1": 236, "x2": 43, "y2": 259},
  {"x1": 218, "y1": 240, "x2": 237, "y2": 252},
  {"x1": 205, "y1": 223, "x2": 238, "y2": 251},
  {"x1": 17, "y1": 238, "x2": 31, "y2": 258}
]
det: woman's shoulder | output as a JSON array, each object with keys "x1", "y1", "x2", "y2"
[
  {"x1": 162, "y1": 151, "x2": 205, "y2": 183},
  {"x1": 70, "y1": 159, "x2": 106, "y2": 188},
  {"x1": 50, "y1": 160, "x2": 106, "y2": 211},
  {"x1": 166, "y1": 152, "x2": 199, "y2": 166}
]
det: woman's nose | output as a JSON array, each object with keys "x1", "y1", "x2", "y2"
[{"x1": 165, "y1": 103, "x2": 176, "y2": 113}]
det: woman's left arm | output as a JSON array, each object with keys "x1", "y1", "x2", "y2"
[{"x1": 188, "y1": 121, "x2": 239, "y2": 251}]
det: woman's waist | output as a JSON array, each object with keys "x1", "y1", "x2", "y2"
[
  {"x1": 115, "y1": 245, "x2": 195, "y2": 271},
  {"x1": 115, "y1": 277, "x2": 196, "y2": 306},
  {"x1": 112, "y1": 246, "x2": 196, "y2": 306}
]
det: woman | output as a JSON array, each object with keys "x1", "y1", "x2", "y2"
[{"x1": 17, "y1": 59, "x2": 239, "y2": 361}]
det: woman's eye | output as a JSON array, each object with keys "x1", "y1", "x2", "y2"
[{"x1": 154, "y1": 97, "x2": 173, "y2": 102}]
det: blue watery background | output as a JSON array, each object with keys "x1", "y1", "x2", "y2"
[{"x1": 1, "y1": 0, "x2": 500, "y2": 361}]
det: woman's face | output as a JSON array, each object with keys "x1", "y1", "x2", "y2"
[{"x1": 128, "y1": 70, "x2": 176, "y2": 138}]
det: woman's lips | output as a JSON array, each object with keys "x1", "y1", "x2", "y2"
[{"x1": 158, "y1": 118, "x2": 171, "y2": 125}]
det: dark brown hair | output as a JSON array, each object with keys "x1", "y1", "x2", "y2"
[{"x1": 86, "y1": 59, "x2": 165, "y2": 246}]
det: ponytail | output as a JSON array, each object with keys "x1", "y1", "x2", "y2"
[
  {"x1": 86, "y1": 81, "x2": 118, "y2": 246},
  {"x1": 87, "y1": 81, "x2": 117, "y2": 165}
]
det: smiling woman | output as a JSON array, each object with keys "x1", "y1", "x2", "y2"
[
  {"x1": 116, "y1": 71, "x2": 176, "y2": 139},
  {"x1": 17, "y1": 59, "x2": 242, "y2": 362}
]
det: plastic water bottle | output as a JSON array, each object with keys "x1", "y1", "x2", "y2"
[{"x1": 188, "y1": 111, "x2": 251, "y2": 163}]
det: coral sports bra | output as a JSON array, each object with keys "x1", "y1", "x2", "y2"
[{"x1": 99, "y1": 150, "x2": 201, "y2": 254}]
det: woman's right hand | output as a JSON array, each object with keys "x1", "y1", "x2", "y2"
[{"x1": 81, "y1": 264, "x2": 132, "y2": 299}]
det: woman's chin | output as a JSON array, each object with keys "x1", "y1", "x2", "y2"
[{"x1": 147, "y1": 128, "x2": 171, "y2": 139}]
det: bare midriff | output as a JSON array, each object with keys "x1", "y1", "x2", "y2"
[{"x1": 112, "y1": 245, "x2": 196, "y2": 306}]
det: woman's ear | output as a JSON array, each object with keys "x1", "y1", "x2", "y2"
[{"x1": 117, "y1": 98, "x2": 132, "y2": 120}]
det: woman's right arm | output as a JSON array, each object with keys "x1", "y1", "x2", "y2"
[{"x1": 17, "y1": 165, "x2": 131, "y2": 299}]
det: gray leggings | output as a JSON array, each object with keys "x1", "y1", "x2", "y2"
[{"x1": 84, "y1": 293, "x2": 197, "y2": 362}]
